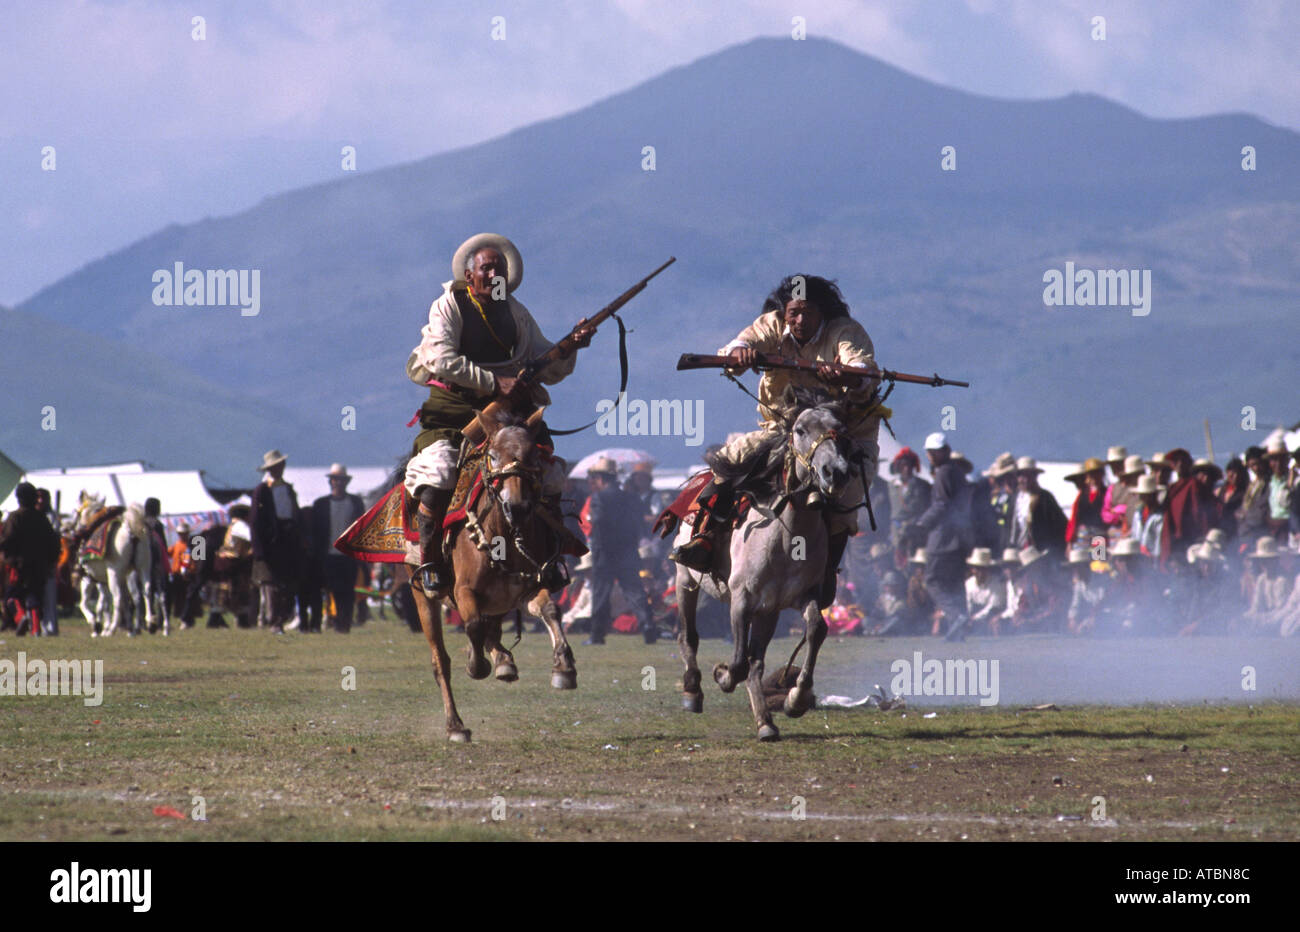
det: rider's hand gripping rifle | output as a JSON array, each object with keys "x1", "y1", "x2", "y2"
[{"x1": 460, "y1": 257, "x2": 676, "y2": 445}]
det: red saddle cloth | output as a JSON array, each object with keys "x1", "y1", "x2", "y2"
[{"x1": 651, "y1": 471, "x2": 753, "y2": 539}]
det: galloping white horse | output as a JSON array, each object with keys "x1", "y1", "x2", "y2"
[
  {"x1": 672, "y1": 388, "x2": 862, "y2": 741},
  {"x1": 72, "y1": 494, "x2": 162, "y2": 637}
]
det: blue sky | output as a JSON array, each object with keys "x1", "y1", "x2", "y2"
[{"x1": 3, "y1": 0, "x2": 1296, "y2": 306}]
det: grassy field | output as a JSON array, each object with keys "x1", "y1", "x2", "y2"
[{"x1": 2, "y1": 617, "x2": 1298, "y2": 841}]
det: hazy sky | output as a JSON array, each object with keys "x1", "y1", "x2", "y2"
[{"x1": 4, "y1": 0, "x2": 1296, "y2": 306}]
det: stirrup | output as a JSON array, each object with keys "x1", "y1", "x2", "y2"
[{"x1": 417, "y1": 561, "x2": 452, "y2": 594}]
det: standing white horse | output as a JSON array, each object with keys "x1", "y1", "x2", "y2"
[
  {"x1": 671, "y1": 388, "x2": 862, "y2": 741},
  {"x1": 72, "y1": 494, "x2": 162, "y2": 637}
]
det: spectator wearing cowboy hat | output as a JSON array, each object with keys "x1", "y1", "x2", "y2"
[
  {"x1": 312, "y1": 464, "x2": 367, "y2": 633},
  {"x1": 1101, "y1": 454, "x2": 1146, "y2": 534},
  {"x1": 1243, "y1": 536, "x2": 1291, "y2": 631},
  {"x1": 1065, "y1": 547, "x2": 1105, "y2": 636},
  {"x1": 888, "y1": 446, "x2": 931, "y2": 564},
  {"x1": 1105, "y1": 537, "x2": 1150, "y2": 633},
  {"x1": 1182, "y1": 541, "x2": 1232, "y2": 636},
  {"x1": 1129, "y1": 474, "x2": 1166, "y2": 557},
  {"x1": 1064, "y1": 458, "x2": 1108, "y2": 547},
  {"x1": 403, "y1": 233, "x2": 594, "y2": 594},
  {"x1": 1009, "y1": 545, "x2": 1063, "y2": 633},
  {"x1": 249, "y1": 449, "x2": 302, "y2": 634},
  {"x1": 962, "y1": 547, "x2": 1005, "y2": 637},
  {"x1": 584, "y1": 457, "x2": 657, "y2": 645},
  {"x1": 1265, "y1": 439, "x2": 1293, "y2": 539},
  {"x1": 983, "y1": 452, "x2": 1017, "y2": 551},
  {"x1": 1009, "y1": 456, "x2": 1067, "y2": 560}
]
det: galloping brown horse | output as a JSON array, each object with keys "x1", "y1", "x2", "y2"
[{"x1": 409, "y1": 411, "x2": 578, "y2": 743}]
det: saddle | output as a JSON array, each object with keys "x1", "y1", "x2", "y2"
[
  {"x1": 651, "y1": 470, "x2": 757, "y2": 540},
  {"x1": 80, "y1": 506, "x2": 125, "y2": 559}
]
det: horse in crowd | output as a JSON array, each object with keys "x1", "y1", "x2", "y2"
[
  {"x1": 405, "y1": 410, "x2": 578, "y2": 743},
  {"x1": 71, "y1": 493, "x2": 163, "y2": 636},
  {"x1": 671, "y1": 387, "x2": 860, "y2": 741}
]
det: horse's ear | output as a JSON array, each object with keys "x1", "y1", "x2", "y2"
[{"x1": 524, "y1": 407, "x2": 545, "y2": 439}]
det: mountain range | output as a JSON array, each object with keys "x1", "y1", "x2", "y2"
[{"x1": 8, "y1": 36, "x2": 1299, "y2": 482}]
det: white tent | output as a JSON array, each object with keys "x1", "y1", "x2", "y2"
[{"x1": 2, "y1": 464, "x2": 228, "y2": 538}]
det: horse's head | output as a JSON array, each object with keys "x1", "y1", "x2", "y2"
[
  {"x1": 782, "y1": 386, "x2": 853, "y2": 499},
  {"x1": 483, "y1": 412, "x2": 544, "y2": 529},
  {"x1": 73, "y1": 492, "x2": 106, "y2": 532}
]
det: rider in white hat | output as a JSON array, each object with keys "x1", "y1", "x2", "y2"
[{"x1": 403, "y1": 234, "x2": 595, "y2": 593}]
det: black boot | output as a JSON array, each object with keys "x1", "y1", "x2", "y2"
[
  {"x1": 818, "y1": 530, "x2": 850, "y2": 609},
  {"x1": 417, "y1": 487, "x2": 454, "y2": 594},
  {"x1": 538, "y1": 495, "x2": 576, "y2": 593},
  {"x1": 669, "y1": 478, "x2": 734, "y2": 571}
]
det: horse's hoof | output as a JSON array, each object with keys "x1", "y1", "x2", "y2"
[
  {"x1": 467, "y1": 656, "x2": 492, "y2": 680},
  {"x1": 551, "y1": 671, "x2": 578, "y2": 690},
  {"x1": 783, "y1": 687, "x2": 813, "y2": 718},
  {"x1": 757, "y1": 723, "x2": 781, "y2": 742},
  {"x1": 682, "y1": 692, "x2": 703, "y2": 713},
  {"x1": 712, "y1": 662, "x2": 736, "y2": 693},
  {"x1": 494, "y1": 663, "x2": 519, "y2": 683},
  {"x1": 448, "y1": 729, "x2": 472, "y2": 743}
]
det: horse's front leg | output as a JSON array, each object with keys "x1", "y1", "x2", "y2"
[
  {"x1": 676, "y1": 566, "x2": 703, "y2": 712},
  {"x1": 745, "y1": 611, "x2": 781, "y2": 741},
  {"x1": 713, "y1": 590, "x2": 752, "y2": 693},
  {"x1": 528, "y1": 590, "x2": 576, "y2": 690},
  {"x1": 410, "y1": 573, "x2": 470, "y2": 742},
  {"x1": 784, "y1": 595, "x2": 827, "y2": 718}
]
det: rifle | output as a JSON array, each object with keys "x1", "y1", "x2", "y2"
[
  {"x1": 675, "y1": 352, "x2": 969, "y2": 388},
  {"x1": 460, "y1": 257, "x2": 676, "y2": 444}
]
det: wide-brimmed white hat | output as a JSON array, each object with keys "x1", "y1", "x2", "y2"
[
  {"x1": 326, "y1": 463, "x2": 351, "y2": 480},
  {"x1": 259, "y1": 449, "x2": 287, "y2": 471},
  {"x1": 1248, "y1": 537, "x2": 1280, "y2": 559},
  {"x1": 966, "y1": 547, "x2": 996, "y2": 567},
  {"x1": 1121, "y1": 454, "x2": 1146, "y2": 478},
  {"x1": 1134, "y1": 474, "x2": 1165, "y2": 495},
  {"x1": 1001, "y1": 548, "x2": 1022, "y2": 566},
  {"x1": 1018, "y1": 546, "x2": 1047, "y2": 567},
  {"x1": 1106, "y1": 445, "x2": 1128, "y2": 464},
  {"x1": 984, "y1": 452, "x2": 1016, "y2": 478},
  {"x1": 452, "y1": 233, "x2": 523, "y2": 293},
  {"x1": 924, "y1": 432, "x2": 948, "y2": 451},
  {"x1": 586, "y1": 456, "x2": 619, "y2": 478},
  {"x1": 1015, "y1": 456, "x2": 1044, "y2": 475}
]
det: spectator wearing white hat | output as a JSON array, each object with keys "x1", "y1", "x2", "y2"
[
  {"x1": 963, "y1": 548, "x2": 1005, "y2": 637},
  {"x1": 1065, "y1": 548, "x2": 1104, "y2": 636},
  {"x1": 1128, "y1": 474, "x2": 1166, "y2": 558},
  {"x1": 249, "y1": 449, "x2": 302, "y2": 634},
  {"x1": 1010, "y1": 456, "x2": 1067, "y2": 559},
  {"x1": 908, "y1": 432, "x2": 973, "y2": 639},
  {"x1": 1243, "y1": 536, "x2": 1291, "y2": 632},
  {"x1": 311, "y1": 464, "x2": 367, "y2": 633}
]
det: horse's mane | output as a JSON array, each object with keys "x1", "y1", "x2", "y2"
[{"x1": 705, "y1": 385, "x2": 847, "y2": 483}]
